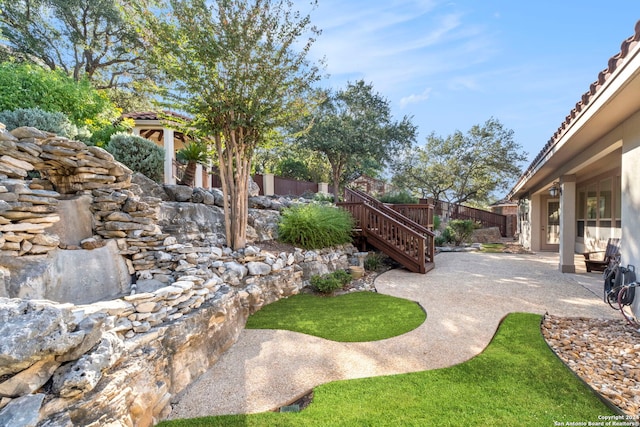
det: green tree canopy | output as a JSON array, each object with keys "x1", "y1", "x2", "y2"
[
  {"x1": 391, "y1": 118, "x2": 528, "y2": 207},
  {"x1": 254, "y1": 139, "x2": 331, "y2": 183},
  {"x1": 295, "y1": 80, "x2": 417, "y2": 201},
  {"x1": 0, "y1": 0, "x2": 155, "y2": 93},
  {"x1": 0, "y1": 62, "x2": 122, "y2": 140},
  {"x1": 137, "y1": 0, "x2": 322, "y2": 249},
  {"x1": 0, "y1": 0, "x2": 160, "y2": 113}
]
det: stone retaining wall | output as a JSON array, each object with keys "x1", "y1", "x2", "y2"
[
  {"x1": 0, "y1": 243, "x2": 354, "y2": 426},
  {"x1": 0, "y1": 124, "x2": 357, "y2": 426}
]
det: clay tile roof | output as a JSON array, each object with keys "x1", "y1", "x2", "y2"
[
  {"x1": 122, "y1": 110, "x2": 192, "y2": 121},
  {"x1": 516, "y1": 19, "x2": 640, "y2": 192}
]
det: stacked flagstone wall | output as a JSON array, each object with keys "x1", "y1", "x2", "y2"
[{"x1": 0, "y1": 124, "x2": 356, "y2": 426}]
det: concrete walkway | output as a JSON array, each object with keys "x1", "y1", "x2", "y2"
[{"x1": 168, "y1": 251, "x2": 619, "y2": 420}]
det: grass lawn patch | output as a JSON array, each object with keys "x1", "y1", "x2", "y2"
[
  {"x1": 480, "y1": 243, "x2": 506, "y2": 253},
  {"x1": 245, "y1": 292, "x2": 426, "y2": 342},
  {"x1": 159, "y1": 313, "x2": 614, "y2": 426}
]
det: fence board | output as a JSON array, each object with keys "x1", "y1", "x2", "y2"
[
  {"x1": 274, "y1": 176, "x2": 317, "y2": 196},
  {"x1": 210, "y1": 174, "x2": 316, "y2": 197},
  {"x1": 431, "y1": 199, "x2": 507, "y2": 237}
]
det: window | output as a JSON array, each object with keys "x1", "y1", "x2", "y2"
[
  {"x1": 576, "y1": 173, "x2": 620, "y2": 242},
  {"x1": 599, "y1": 178, "x2": 612, "y2": 220},
  {"x1": 577, "y1": 190, "x2": 586, "y2": 219},
  {"x1": 577, "y1": 189, "x2": 586, "y2": 237},
  {"x1": 615, "y1": 175, "x2": 621, "y2": 228},
  {"x1": 586, "y1": 183, "x2": 597, "y2": 220}
]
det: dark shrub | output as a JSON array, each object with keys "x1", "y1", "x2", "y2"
[{"x1": 106, "y1": 132, "x2": 165, "y2": 183}]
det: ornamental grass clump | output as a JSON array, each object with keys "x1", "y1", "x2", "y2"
[
  {"x1": 364, "y1": 252, "x2": 385, "y2": 271},
  {"x1": 278, "y1": 204, "x2": 354, "y2": 249}
]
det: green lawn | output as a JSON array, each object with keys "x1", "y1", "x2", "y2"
[
  {"x1": 159, "y1": 312, "x2": 614, "y2": 426},
  {"x1": 479, "y1": 243, "x2": 506, "y2": 253},
  {"x1": 245, "y1": 291, "x2": 426, "y2": 341}
]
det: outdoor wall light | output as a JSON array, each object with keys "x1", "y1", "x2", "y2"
[{"x1": 548, "y1": 183, "x2": 561, "y2": 197}]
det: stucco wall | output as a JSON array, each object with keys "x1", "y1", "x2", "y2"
[{"x1": 621, "y1": 110, "x2": 640, "y2": 316}]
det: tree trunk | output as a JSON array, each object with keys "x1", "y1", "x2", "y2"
[
  {"x1": 332, "y1": 165, "x2": 341, "y2": 203},
  {"x1": 180, "y1": 161, "x2": 197, "y2": 187},
  {"x1": 215, "y1": 128, "x2": 250, "y2": 251}
]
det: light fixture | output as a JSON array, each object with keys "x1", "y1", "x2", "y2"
[{"x1": 548, "y1": 182, "x2": 561, "y2": 197}]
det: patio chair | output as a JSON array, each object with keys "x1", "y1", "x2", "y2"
[{"x1": 583, "y1": 238, "x2": 621, "y2": 273}]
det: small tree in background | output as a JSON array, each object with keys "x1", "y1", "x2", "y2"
[
  {"x1": 106, "y1": 133, "x2": 165, "y2": 183},
  {"x1": 295, "y1": 80, "x2": 416, "y2": 202},
  {"x1": 276, "y1": 158, "x2": 311, "y2": 181},
  {"x1": 254, "y1": 141, "x2": 330, "y2": 183},
  {"x1": 176, "y1": 141, "x2": 209, "y2": 187},
  {"x1": 443, "y1": 219, "x2": 478, "y2": 246},
  {"x1": 392, "y1": 118, "x2": 528, "y2": 207}
]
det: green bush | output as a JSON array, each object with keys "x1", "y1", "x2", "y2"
[
  {"x1": 444, "y1": 219, "x2": 478, "y2": 246},
  {"x1": 105, "y1": 132, "x2": 165, "y2": 183},
  {"x1": 0, "y1": 108, "x2": 79, "y2": 139},
  {"x1": 364, "y1": 252, "x2": 384, "y2": 271},
  {"x1": 0, "y1": 62, "x2": 119, "y2": 132},
  {"x1": 310, "y1": 269, "x2": 352, "y2": 294},
  {"x1": 275, "y1": 157, "x2": 310, "y2": 181},
  {"x1": 378, "y1": 191, "x2": 418, "y2": 204},
  {"x1": 89, "y1": 119, "x2": 134, "y2": 147},
  {"x1": 313, "y1": 192, "x2": 335, "y2": 203},
  {"x1": 434, "y1": 235, "x2": 447, "y2": 247},
  {"x1": 440, "y1": 227, "x2": 453, "y2": 244},
  {"x1": 433, "y1": 215, "x2": 441, "y2": 231},
  {"x1": 332, "y1": 269, "x2": 352, "y2": 286},
  {"x1": 278, "y1": 204, "x2": 354, "y2": 249}
]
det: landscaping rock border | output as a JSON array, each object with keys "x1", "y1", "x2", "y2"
[{"x1": 542, "y1": 314, "x2": 640, "y2": 417}]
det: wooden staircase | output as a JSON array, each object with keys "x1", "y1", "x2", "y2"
[{"x1": 338, "y1": 188, "x2": 435, "y2": 274}]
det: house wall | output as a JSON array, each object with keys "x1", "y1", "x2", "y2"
[{"x1": 621, "y1": 110, "x2": 640, "y2": 315}]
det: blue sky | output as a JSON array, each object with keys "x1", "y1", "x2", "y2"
[{"x1": 296, "y1": 0, "x2": 640, "y2": 167}]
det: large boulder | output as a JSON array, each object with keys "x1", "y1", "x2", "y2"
[
  {"x1": 157, "y1": 202, "x2": 226, "y2": 243},
  {"x1": 163, "y1": 185, "x2": 193, "y2": 202},
  {"x1": 52, "y1": 331, "x2": 124, "y2": 398},
  {"x1": 0, "y1": 299, "x2": 82, "y2": 376},
  {"x1": 131, "y1": 172, "x2": 169, "y2": 201},
  {"x1": 0, "y1": 240, "x2": 131, "y2": 304},
  {"x1": 248, "y1": 209, "x2": 280, "y2": 241},
  {"x1": 0, "y1": 393, "x2": 45, "y2": 427},
  {"x1": 248, "y1": 176, "x2": 260, "y2": 197},
  {"x1": 471, "y1": 227, "x2": 503, "y2": 243},
  {"x1": 46, "y1": 195, "x2": 93, "y2": 246}
]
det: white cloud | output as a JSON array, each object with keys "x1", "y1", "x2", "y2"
[
  {"x1": 297, "y1": 0, "x2": 497, "y2": 96},
  {"x1": 400, "y1": 88, "x2": 432, "y2": 108}
]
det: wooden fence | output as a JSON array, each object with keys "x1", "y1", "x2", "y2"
[
  {"x1": 210, "y1": 174, "x2": 319, "y2": 197},
  {"x1": 430, "y1": 199, "x2": 507, "y2": 237},
  {"x1": 273, "y1": 175, "x2": 318, "y2": 196}
]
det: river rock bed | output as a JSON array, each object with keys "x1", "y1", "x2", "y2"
[{"x1": 542, "y1": 314, "x2": 640, "y2": 416}]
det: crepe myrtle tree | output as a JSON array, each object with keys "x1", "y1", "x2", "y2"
[{"x1": 136, "y1": 0, "x2": 322, "y2": 250}]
